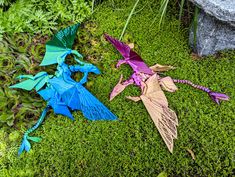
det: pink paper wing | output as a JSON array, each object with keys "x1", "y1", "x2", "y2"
[
  {"x1": 129, "y1": 50, "x2": 153, "y2": 74},
  {"x1": 104, "y1": 34, "x2": 130, "y2": 59},
  {"x1": 105, "y1": 33, "x2": 153, "y2": 75}
]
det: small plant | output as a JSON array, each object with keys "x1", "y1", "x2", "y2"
[
  {"x1": 117, "y1": 0, "x2": 195, "y2": 41},
  {"x1": 0, "y1": 33, "x2": 59, "y2": 131},
  {"x1": 0, "y1": 0, "x2": 91, "y2": 40}
]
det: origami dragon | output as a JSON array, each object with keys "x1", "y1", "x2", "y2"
[
  {"x1": 10, "y1": 24, "x2": 117, "y2": 155},
  {"x1": 104, "y1": 34, "x2": 229, "y2": 153}
]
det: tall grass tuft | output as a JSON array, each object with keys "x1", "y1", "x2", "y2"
[
  {"x1": 193, "y1": 6, "x2": 199, "y2": 48},
  {"x1": 119, "y1": 0, "x2": 140, "y2": 40},
  {"x1": 158, "y1": 0, "x2": 169, "y2": 28}
]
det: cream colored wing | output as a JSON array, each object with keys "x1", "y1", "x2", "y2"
[
  {"x1": 140, "y1": 74, "x2": 178, "y2": 153},
  {"x1": 149, "y1": 64, "x2": 175, "y2": 72},
  {"x1": 143, "y1": 74, "x2": 168, "y2": 107},
  {"x1": 160, "y1": 76, "x2": 178, "y2": 92}
]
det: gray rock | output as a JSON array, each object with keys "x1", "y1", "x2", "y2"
[
  {"x1": 189, "y1": 0, "x2": 235, "y2": 26},
  {"x1": 189, "y1": 11, "x2": 235, "y2": 56}
]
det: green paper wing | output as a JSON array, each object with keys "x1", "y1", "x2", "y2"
[
  {"x1": 10, "y1": 72, "x2": 52, "y2": 91},
  {"x1": 40, "y1": 23, "x2": 80, "y2": 66},
  {"x1": 10, "y1": 77, "x2": 45, "y2": 91}
]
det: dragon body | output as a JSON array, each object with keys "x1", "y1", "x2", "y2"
[
  {"x1": 10, "y1": 24, "x2": 117, "y2": 155},
  {"x1": 104, "y1": 34, "x2": 229, "y2": 152}
]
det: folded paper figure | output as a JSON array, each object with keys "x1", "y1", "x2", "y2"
[
  {"x1": 10, "y1": 24, "x2": 117, "y2": 155},
  {"x1": 104, "y1": 33, "x2": 229, "y2": 153}
]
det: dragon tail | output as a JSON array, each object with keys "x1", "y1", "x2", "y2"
[
  {"x1": 173, "y1": 79, "x2": 229, "y2": 104},
  {"x1": 18, "y1": 106, "x2": 50, "y2": 155}
]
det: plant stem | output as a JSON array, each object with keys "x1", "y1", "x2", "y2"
[
  {"x1": 179, "y1": 0, "x2": 185, "y2": 22},
  {"x1": 158, "y1": 0, "x2": 169, "y2": 28},
  {"x1": 193, "y1": 6, "x2": 199, "y2": 48},
  {"x1": 92, "y1": 0, "x2": 95, "y2": 13},
  {"x1": 119, "y1": 0, "x2": 140, "y2": 40}
]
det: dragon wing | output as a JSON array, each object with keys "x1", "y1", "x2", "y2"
[
  {"x1": 10, "y1": 72, "x2": 52, "y2": 91},
  {"x1": 129, "y1": 50, "x2": 153, "y2": 74},
  {"x1": 140, "y1": 74, "x2": 178, "y2": 153},
  {"x1": 104, "y1": 33, "x2": 152, "y2": 74},
  {"x1": 40, "y1": 23, "x2": 82, "y2": 66},
  {"x1": 104, "y1": 33, "x2": 131, "y2": 59},
  {"x1": 38, "y1": 87, "x2": 74, "y2": 120},
  {"x1": 49, "y1": 77, "x2": 117, "y2": 120},
  {"x1": 77, "y1": 84, "x2": 117, "y2": 121}
]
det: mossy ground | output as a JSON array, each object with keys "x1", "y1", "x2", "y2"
[{"x1": 1, "y1": 0, "x2": 235, "y2": 176}]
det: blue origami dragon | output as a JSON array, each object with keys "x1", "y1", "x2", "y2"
[{"x1": 10, "y1": 24, "x2": 117, "y2": 155}]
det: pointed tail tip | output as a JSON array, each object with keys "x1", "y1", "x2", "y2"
[
  {"x1": 209, "y1": 92, "x2": 230, "y2": 105},
  {"x1": 18, "y1": 147, "x2": 24, "y2": 156}
]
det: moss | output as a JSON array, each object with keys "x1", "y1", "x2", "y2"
[{"x1": 1, "y1": 0, "x2": 235, "y2": 176}]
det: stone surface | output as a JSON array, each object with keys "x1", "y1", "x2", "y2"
[
  {"x1": 189, "y1": 0, "x2": 235, "y2": 26},
  {"x1": 189, "y1": 11, "x2": 235, "y2": 56}
]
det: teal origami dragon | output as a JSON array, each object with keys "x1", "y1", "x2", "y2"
[{"x1": 10, "y1": 24, "x2": 117, "y2": 155}]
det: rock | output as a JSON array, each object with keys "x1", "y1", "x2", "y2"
[
  {"x1": 189, "y1": 0, "x2": 235, "y2": 26},
  {"x1": 189, "y1": 10, "x2": 235, "y2": 56}
]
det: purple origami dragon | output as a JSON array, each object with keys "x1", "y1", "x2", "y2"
[{"x1": 104, "y1": 33, "x2": 229, "y2": 152}]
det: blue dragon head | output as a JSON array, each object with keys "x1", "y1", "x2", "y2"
[{"x1": 87, "y1": 64, "x2": 101, "y2": 75}]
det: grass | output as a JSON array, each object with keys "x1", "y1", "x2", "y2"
[{"x1": 1, "y1": 0, "x2": 235, "y2": 176}]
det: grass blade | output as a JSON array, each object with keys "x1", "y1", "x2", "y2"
[
  {"x1": 193, "y1": 6, "x2": 199, "y2": 48},
  {"x1": 158, "y1": 0, "x2": 169, "y2": 28},
  {"x1": 179, "y1": 0, "x2": 185, "y2": 22},
  {"x1": 119, "y1": 0, "x2": 140, "y2": 40},
  {"x1": 92, "y1": 0, "x2": 95, "y2": 13}
]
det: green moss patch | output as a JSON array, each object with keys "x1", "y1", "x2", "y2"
[{"x1": 0, "y1": 0, "x2": 234, "y2": 176}]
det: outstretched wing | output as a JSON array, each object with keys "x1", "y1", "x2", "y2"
[
  {"x1": 51, "y1": 102, "x2": 74, "y2": 120},
  {"x1": 78, "y1": 85, "x2": 117, "y2": 120},
  {"x1": 104, "y1": 33, "x2": 130, "y2": 59},
  {"x1": 40, "y1": 23, "x2": 80, "y2": 66},
  {"x1": 47, "y1": 77, "x2": 80, "y2": 113},
  {"x1": 104, "y1": 33, "x2": 152, "y2": 74},
  {"x1": 47, "y1": 75, "x2": 116, "y2": 120},
  {"x1": 55, "y1": 82, "x2": 117, "y2": 120},
  {"x1": 140, "y1": 74, "x2": 178, "y2": 153},
  {"x1": 10, "y1": 72, "x2": 52, "y2": 91},
  {"x1": 38, "y1": 87, "x2": 74, "y2": 120},
  {"x1": 129, "y1": 50, "x2": 153, "y2": 74}
]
